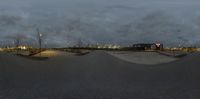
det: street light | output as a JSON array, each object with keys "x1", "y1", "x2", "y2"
[
  {"x1": 37, "y1": 29, "x2": 42, "y2": 56},
  {"x1": 39, "y1": 33, "x2": 43, "y2": 38}
]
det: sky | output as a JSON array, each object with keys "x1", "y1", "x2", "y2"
[{"x1": 0, "y1": 0, "x2": 200, "y2": 47}]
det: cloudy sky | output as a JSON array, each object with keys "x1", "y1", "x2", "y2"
[{"x1": 0, "y1": 0, "x2": 200, "y2": 47}]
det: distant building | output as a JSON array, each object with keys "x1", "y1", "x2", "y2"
[
  {"x1": 155, "y1": 43, "x2": 164, "y2": 50},
  {"x1": 132, "y1": 43, "x2": 163, "y2": 51},
  {"x1": 132, "y1": 43, "x2": 154, "y2": 50}
]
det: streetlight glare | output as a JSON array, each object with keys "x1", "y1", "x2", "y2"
[{"x1": 40, "y1": 33, "x2": 43, "y2": 37}]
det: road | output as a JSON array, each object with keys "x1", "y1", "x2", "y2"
[{"x1": 0, "y1": 51, "x2": 200, "y2": 99}]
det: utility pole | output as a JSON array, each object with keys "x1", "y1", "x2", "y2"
[{"x1": 37, "y1": 28, "x2": 42, "y2": 56}]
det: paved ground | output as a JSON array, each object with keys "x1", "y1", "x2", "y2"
[
  {"x1": 0, "y1": 51, "x2": 200, "y2": 99},
  {"x1": 107, "y1": 51, "x2": 178, "y2": 65}
]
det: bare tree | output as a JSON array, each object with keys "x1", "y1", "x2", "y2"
[
  {"x1": 14, "y1": 36, "x2": 21, "y2": 48},
  {"x1": 77, "y1": 38, "x2": 84, "y2": 48},
  {"x1": 4, "y1": 34, "x2": 25, "y2": 47},
  {"x1": 4, "y1": 33, "x2": 27, "y2": 53}
]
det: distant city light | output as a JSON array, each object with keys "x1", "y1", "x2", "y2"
[{"x1": 18, "y1": 46, "x2": 27, "y2": 50}]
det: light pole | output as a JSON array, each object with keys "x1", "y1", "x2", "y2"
[{"x1": 37, "y1": 29, "x2": 42, "y2": 56}]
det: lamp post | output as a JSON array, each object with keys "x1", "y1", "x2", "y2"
[{"x1": 37, "y1": 29, "x2": 42, "y2": 56}]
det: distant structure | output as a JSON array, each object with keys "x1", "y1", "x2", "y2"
[
  {"x1": 17, "y1": 45, "x2": 32, "y2": 50},
  {"x1": 155, "y1": 43, "x2": 163, "y2": 50},
  {"x1": 37, "y1": 28, "x2": 43, "y2": 56},
  {"x1": 131, "y1": 43, "x2": 163, "y2": 51},
  {"x1": 132, "y1": 43, "x2": 153, "y2": 50}
]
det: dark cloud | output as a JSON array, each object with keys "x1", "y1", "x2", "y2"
[
  {"x1": 0, "y1": 0, "x2": 200, "y2": 47},
  {"x1": 0, "y1": 15, "x2": 21, "y2": 26}
]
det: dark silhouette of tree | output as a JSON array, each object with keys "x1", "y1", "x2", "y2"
[
  {"x1": 4, "y1": 33, "x2": 27, "y2": 53},
  {"x1": 77, "y1": 38, "x2": 83, "y2": 48}
]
